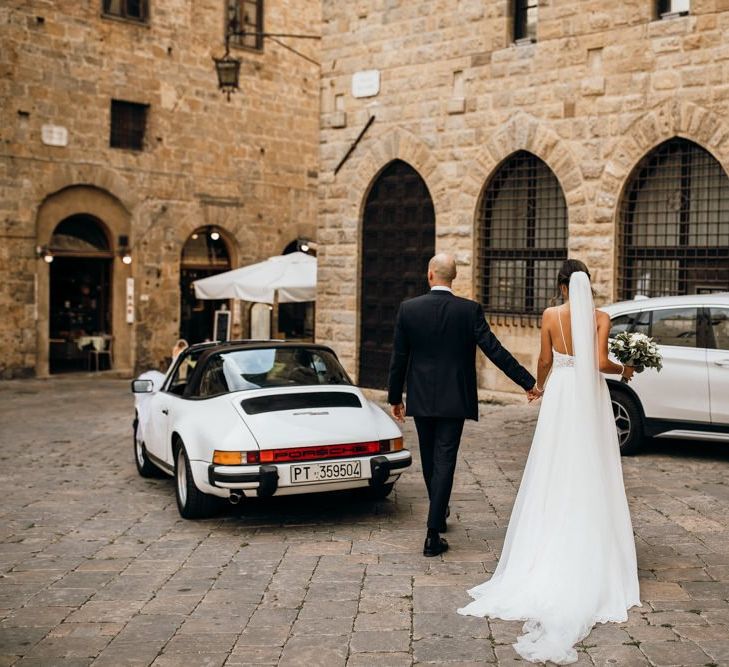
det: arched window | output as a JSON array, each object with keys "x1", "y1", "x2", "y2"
[
  {"x1": 50, "y1": 214, "x2": 111, "y2": 255},
  {"x1": 618, "y1": 138, "x2": 729, "y2": 299},
  {"x1": 478, "y1": 152, "x2": 567, "y2": 316}
]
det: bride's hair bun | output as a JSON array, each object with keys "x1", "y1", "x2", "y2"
[
  {"x1": 550, "y1": 259, "x2": 591, "y2": 304},
  {"x1": 557, "y1": 259, "x2": 591, "y2": 287}
]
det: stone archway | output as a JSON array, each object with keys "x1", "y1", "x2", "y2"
[
  {"x1": 596, "y1": 100, "x2": 729, "y2": 299},
  {"x1": 35, "y1": 185, "x2": 132, "y2": 376},
  {"x1": 317, "y1": 126, "x2": 445, "y2": 380},
  {"x1": 465, "y1": 112, "x2": 587, "y2": 264}
]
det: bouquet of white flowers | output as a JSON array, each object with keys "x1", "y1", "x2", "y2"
[{"x1": 609, "y1": 332, "x2": 663, "y2": 383}]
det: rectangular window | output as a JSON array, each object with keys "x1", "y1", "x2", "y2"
[
  {"x1": 609, "y1": 311, "x2": 651, "y2": 338},
  {"x1": 227, "y1": 0, "x2": 264, "y2": 51},
  {"x1": 102, "y1": 0, "x2": 149, "y2": 22},
  {"x1": 110, "y1": 100, "x2": 148, "y2": 151},
  {"x1": 657, "y1": 0, "x2": 689, "y2": 18},
  {"x1": 650, "y1": 308, "x2": 698, "y2": 347},
  {"x1": 710, "y1": 308, "x2": 729, "y2": 350},
  {"x1": 514, "y1": 0, "x2": 537, "y2": 43}
]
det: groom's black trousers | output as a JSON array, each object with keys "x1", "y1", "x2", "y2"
[{"x1": 413, "y1": 416, "x2": 465, "y2": 530}]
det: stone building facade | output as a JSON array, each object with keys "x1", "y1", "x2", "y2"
[
  {"x1": 0, "y1": 0, "x2": 319, "y2": 378},
  {"x1": 316, "y1": 0, "x2": 729, "y2": 396}
]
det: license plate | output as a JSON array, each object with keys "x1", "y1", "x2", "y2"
[{"x1": 290, "y1": 460, "x2": 362, "y2": 484}]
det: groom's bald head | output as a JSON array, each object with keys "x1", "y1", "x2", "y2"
[{"x1": 428, "y1": 253, "x2": 457, "y2": 286}]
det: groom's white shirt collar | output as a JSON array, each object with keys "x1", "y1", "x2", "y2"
[{"x1": 430, "y1": 286, "x2": 453, "y2": 293}]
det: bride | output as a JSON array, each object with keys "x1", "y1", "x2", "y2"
[{"x1": 458, "y1": 260, "x2": 641, "y2": 664}]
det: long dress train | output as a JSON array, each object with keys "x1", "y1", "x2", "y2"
[{"x1": 458, "y1": 273, "x2": 640, "y2": 665}]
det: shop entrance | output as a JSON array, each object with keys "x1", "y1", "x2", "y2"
[
  {"x1": 48, "y1": 215, "x2": 113, "y2": 373},
  {"x1": 180, "y1": 227, "x2": 231, "y2": 344}
]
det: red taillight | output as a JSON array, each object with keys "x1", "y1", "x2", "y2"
[{"x1": 252, "y1": 441, "x2": 381, "y2": 464}]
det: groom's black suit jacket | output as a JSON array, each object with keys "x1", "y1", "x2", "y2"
[{"x1": 387, "y1": 290, "x2": 535, "y2": 420}]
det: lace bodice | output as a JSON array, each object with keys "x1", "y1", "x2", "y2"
[{"x1": 552, "y1": 348, "x2": 575, "y2": 369}]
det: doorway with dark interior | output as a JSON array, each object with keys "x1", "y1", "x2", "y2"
[
  {"x1": 48, "y1": 215, "x2": 113, "y2": 373},
  {"x1": 179, "y1": 227, "x2": 231, "y2": 344}
]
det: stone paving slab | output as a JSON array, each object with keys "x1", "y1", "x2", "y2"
[{"x1": 1, "y1": 376, "x2": 729, "y2": 665}]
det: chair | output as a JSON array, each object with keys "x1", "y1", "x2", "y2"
[{"x1": 88, "y1": 335, "x2": 113, "y2": 371}]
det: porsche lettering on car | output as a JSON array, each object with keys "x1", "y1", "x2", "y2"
[{"x1": 132, "y1": 341, "x2": 411, "y2": 518}]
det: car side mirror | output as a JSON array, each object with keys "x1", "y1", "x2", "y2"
[{"x1": 132, "y1": 379, "x2": 154, "y2": 394}]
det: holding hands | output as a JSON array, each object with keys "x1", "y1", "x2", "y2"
[{"x1": 526, "y1": 385, "x2": 543, "y2": 403}]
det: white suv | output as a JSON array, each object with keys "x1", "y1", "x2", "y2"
[{"x1": 602, "y1": 293, "x2": 729, "y2": 454}]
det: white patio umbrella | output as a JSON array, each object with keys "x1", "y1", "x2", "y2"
[{"x1": 193, "y1": 251, "x2": 316, "y2": 303}]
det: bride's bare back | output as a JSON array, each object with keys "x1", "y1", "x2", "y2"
[{"x1": 537, "y1": 305, "x2": 628, "y2": 386}]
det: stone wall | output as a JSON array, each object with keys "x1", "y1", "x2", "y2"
[
  {"x1": 0, "y1": 0, "x2": 320, "y2": 378},
  {"x1": 316, "y1": 0, "x2": 729, "y2": 394}
]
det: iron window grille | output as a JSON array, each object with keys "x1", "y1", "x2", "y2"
[
  {"x1": 478, "y1": 151, "x2": 568, "y2": 318},
  {"x1": 514, "y1": 0, "x2": 538, "y2": 43},
  {"x1": 618, "y1": 138, "x2": 729, "y2": 300},
  {"x1": 657, "y1": 0, "x2": 690, "y2": 18},
  {"x1": 109, "y1": 100, "x2": 148, "y2": 151},
  {"x1": 227, "y1": 0, "x2": 264, "y2": 51},
  {"x1": 102, "y1": 0, "x2": 149, "y2": 22}
]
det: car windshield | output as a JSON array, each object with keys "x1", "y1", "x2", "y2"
[{"x1": 206, "y1": 347, "x2": 352, "y2": 393}]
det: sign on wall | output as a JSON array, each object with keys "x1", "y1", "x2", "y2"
[
  {"x1": 41, "y1": 124, "x2": 69, "y2": 147},
  {"x1": 126, "y1": 278, "x2": 134, "y2": 324},
  {"x1": 352, "y1": 70, "x2": 380, "y2": 98}
]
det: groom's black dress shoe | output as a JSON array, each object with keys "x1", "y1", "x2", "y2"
[{"x1": 423, "y1": 533, "x2": 449, "y2": 557}]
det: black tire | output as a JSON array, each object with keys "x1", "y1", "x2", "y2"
[
  {"x1": 366, "y1": 482, "x2": 395, "y2": 500},
  {"x1": 174, "y1": 441, "x2": 219, "y2": 519},
  {"x1": 611, "y1": 390, "x2": 643, "y2": 456},
  {"x1": 133, "y1": 417, "x2": 163, "y2": 478}
]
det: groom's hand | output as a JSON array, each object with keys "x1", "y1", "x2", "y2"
[
  {"x1": 526, "y1": 387, "x2": 542, "y2": 403},
  {"x1": 390, "y1": 403, "x2": 406, "y2": 423}
]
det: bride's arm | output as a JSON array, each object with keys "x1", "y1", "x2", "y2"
[
  {"x1": 596, "y1": 311, "x2": 633, "y2": 379},
  {"x1": 536, "y1": 309, "x2": 554, "y2": 391}
]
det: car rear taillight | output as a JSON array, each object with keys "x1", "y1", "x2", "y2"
[
  {"x1": 379, "y1": 437, "x2": 404, "y2": 453},
  {"x1": 239, "y1": 438, "x2": 404, "y2": 466}
]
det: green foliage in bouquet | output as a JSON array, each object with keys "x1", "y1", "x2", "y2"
[{"x1": 608, "y1": 332, "x2": 663, "y2": 373}]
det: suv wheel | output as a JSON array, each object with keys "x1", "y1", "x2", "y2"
[
  {"x1": 611, "y1": 391, "x2": 643, "y2": 456},
  {"x1": 174, "y1": 441, "x2": 219, "y2": 519}
]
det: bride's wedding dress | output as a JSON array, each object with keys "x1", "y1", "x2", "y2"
[{"x1": 458, "y1": 272, "x2": 640, "y2": 665}]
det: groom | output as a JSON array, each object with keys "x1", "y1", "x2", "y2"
[{"x1": 387, "y1": 253, "x2": 538, "y2": 557}]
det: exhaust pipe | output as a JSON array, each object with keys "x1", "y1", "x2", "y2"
[{"x1": 229, "y1": 491, "x2": 243, "y2": 505}]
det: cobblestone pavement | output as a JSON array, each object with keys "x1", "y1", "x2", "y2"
[{"x1": 1, "y1": 376, "x2": 729, "y2": 666}]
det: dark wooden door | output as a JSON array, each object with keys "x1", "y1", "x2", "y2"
[{"x1": 359, "y1": 160, "x2": 435, "y2": 388}]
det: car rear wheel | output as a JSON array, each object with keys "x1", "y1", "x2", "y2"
[
  {"x1": 133, "y1": 417, "x2": 163, "y2": 478},
  {"x1": 611, "y1": 391, "x2": 643, "y2": 456},
  {"x1": 174, "y1": 442, "x2": 219, "y2": 519}
]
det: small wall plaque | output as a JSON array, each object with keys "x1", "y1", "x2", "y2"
[
  {"x1": 352, "y1": 70, "x2": 380, "y2": 98},
  {"x1": 41, "y1": 124, "x2": 68, "y2": 147}
]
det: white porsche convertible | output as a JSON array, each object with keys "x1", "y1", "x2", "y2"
[{"x1": 132, "y1": 341, "x2": 411, "y2": 519}]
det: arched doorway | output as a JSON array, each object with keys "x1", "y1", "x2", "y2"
[
  {"x1": 48, "y1": 215, "x2": 114, "y2": 373},
  {"x1": 359, "y1": 160, "x2": 435, "y2": 388},
  {"x1": 278, "y1": 238, "x2": 316, "y2": 340},
  {"x1": 618, "y1": 138, "x2": 729, "y2": 298},
  {"x1": 179, "y1": 227, "x2": 231, "y2": 343}
]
